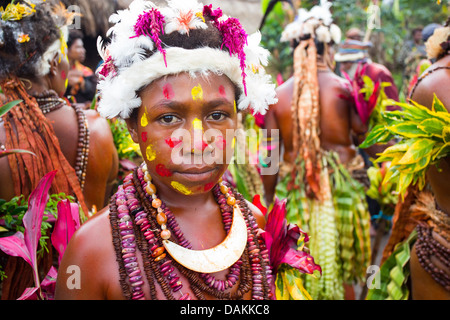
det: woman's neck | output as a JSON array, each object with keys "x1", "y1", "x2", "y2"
[{"x1": 25, "y1": 76, "x2": 51, "y2": 97}]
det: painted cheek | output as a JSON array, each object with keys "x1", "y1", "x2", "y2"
[
  {"x1": 204, "y1": 182, "x2": 215, "y2": 192},
  {"x1": 146, "y1": 144, "x2": 156, "y2": 161},
  {"x1": 163, "y1": 83, "x2": 174, "y2": 100},
  {"x1": 165, "y1": 137, "x2": 182, "y2": 148},
  {"x1": 141, "y1": 132, "x2": 148, "y2": 143},
  {"x1": 156, "y1": 164, "x2": 173, "y2": 177}
]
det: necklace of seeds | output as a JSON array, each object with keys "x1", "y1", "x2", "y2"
[{"x1": 415, "y1": 223, "x2": 450, "y2": 291}]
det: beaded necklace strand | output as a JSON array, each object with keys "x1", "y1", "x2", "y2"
[
  {"x1": 415, "y1": 223, "x2": 450, "y2": 291},
  {"x1": 109, "y1": 165, "x2": 273, "y2": 300}
]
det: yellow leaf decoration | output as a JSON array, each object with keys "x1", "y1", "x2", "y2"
[{"x1": 364, "y1": 96, "x2": 450, "y2": 198}]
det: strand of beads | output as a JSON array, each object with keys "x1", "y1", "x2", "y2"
[
  {"x1": 415, "y1": 223, "x2": 450, "y2": 291},
  {"x1": 234, "y1": 192, "x2": 274, "y2": 299},
  {"x1": 115, "y1": 181, "x2": 145, "y2": 300},
  {"x1": 136, "y1": 166, "x2": 190, "y2": 300},
  {"x1": 74, "y1": 105, "x2": 89, "y2": 190}
]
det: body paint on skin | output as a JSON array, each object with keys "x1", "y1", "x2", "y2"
[
  {"x1": 218, "y1": 85, "x2": 226, "y2": 98},
  {"x1": 146, "y1": 144, "x2": 156, "y2": 161},
  {"x1": 163, "y1": 83, "x2": 174, "y2": 100},
  {"x1": 141, "y1": 109, "x2": 149, "y2": 127},
  {"x1": 204, "y1": 182, "x2": 215, "y2": 192},
  {"x1": 192, "y1": 118, "x2": 203, "y2": 131},
  {"x1": 165, "y1": 137, "x2": 182, "y2": 148},
  {"x1": 191, "y1": 84, "x2": 203, "y2": 101},
  {"x1": 141, "y1": 132, "x2": 148, "y2": 142},
  {"x1": 156, "y1": 164, "x2": 173, "y2": 177},
  {"x1": 171, "y1": 181, "x2": 192, "y2": 195},
  {"x1": 233, "y1": 100, "x2": 237, "y2": 114}
]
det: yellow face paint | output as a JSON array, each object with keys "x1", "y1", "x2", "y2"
[
  {"x1": 141, "y1": 109, "x2": 149, "y2": 127},
  {"x1": 233, "y1": 100, "x2": 237, "y2": 114},
  {"x1": 146, "y1": 144, "x2": 156, "y2": 162},
  {"x1": 171, "y1": 181, "x2": 192, "y2": 195},
  {"x1": 191, "y1": 84, "x2": 203, "y2": 101},
  {"x1": 64, "y1": 78, "x2": 69, "y2": 89},
  {"x1": 193, "y1": 118, "x2": 203, "y2": 131}
]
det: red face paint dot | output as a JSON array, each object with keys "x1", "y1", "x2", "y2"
[
  {"x1": 163, "y1": 83, "x2": 174, "y2": 100},
  {"x1": 61, "y1": 70, "x2": 66, "y2": 79},
  {"x1": 156, "y1": 164, "x2": 173, "y2": 177},
  {"x1": 218, "y1": 85, "x2": 226, "y2": 98},
  {"x1": 141, "y1": 132, "x2": 148, "y2": 142},
  {"x1": 204, "y1": 182, "x2": 215, "y2": 192},
  {"x1": 165, "y1": 137, "x2": 181, "y2": 148}
]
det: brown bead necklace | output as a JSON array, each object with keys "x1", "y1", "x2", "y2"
[{"x1": 415, "y1": 223, "x2": 450, "y2": 291}]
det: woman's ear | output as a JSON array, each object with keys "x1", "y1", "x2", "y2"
[
  {"x1": 125, "y1": 118, "x2": 139, "y2": 143},
  {"x1": 48, "y1": 53, "x2": 60, "y2": 77}
]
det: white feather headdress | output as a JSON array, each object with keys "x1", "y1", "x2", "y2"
[
  {"x1": 96, "y1": 0, "x2": 277, "y2": 119},
  {"x1": 280, "y1": 0, "x2": 341, "y2": 45}
]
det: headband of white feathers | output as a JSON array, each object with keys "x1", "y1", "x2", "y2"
[
  {"x1": 280, "y1": 0, "x2": 341, "y2": 45},
  {"x1": 96, "y1": 0, "x2": 278, "y2": 119}
]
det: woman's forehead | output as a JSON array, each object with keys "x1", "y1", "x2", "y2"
[{"x1": 142, "y1": 72, "x2": 236, "y2": 98}]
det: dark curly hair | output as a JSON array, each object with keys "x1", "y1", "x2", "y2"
[{"x1": 0, "y1": 0, "x2": 61, "y2": 79}]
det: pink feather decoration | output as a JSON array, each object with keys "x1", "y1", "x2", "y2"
[{"x1": 132, "y1": 8, "x2": 167, "y2": 67}]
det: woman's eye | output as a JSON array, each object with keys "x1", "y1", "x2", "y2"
[
  {"x1": 208, "y1": 112, "x2": 226, "y2": 121},
  {"x1": 160, "y1": 115, "x2": 179, "y2": 124}
]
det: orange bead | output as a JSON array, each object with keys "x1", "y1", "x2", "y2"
[
  {"x1": 156, "y1": 212, "x2": 167, "y2": 225},
  {"x1": 152, "y1": 198, "x2": 162, "y2": 209},
  {"x1": 154, "y1": 253, "x2": 166, "y2": 262},
  {"x1": 161, "y1": 229, "x2": 171, "y2": 240},
  {"x1": 146, "y1": 183, "x2": 156, "y2": 195},
  {"x1": 152, "y1": 246, "x2": 165, "y2": 258},
  {"x1": 227, "y1": 196, "x2": 236, "y2": 206},
  {"x1": 220, "y1": 184, "x2": 229, "y2": 195}
]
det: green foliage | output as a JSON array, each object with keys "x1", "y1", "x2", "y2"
[
  {"x1": 366, "y1": 229, "x2": 417, "y2": 300},
  {"x1": 0, "y1": 193, "x2": 75, "y2": 257},
  {"x1": 361, "y1": 95, "x2": 450, "y2": 199},
  {"x1": 0, "y1": 100, "x2": 22, "y2": 118},
  {"x1": 260, "y1": 0, "x2": 294, "y2": 80},
  {"x1": 108, "y1": 119, "x2": 141, "y2": 160}
]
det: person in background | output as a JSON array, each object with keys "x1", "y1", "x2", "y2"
[
  {"x1": 65, "y1": 29, "x2": 97, "y2": 107},
  {"x1": 335, "y1": 32, "x2": 400, "y2": 104}
]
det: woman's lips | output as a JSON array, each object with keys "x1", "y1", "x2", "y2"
[{"x1": 172, "y1": 166, "x2": 218, "y2": 182}]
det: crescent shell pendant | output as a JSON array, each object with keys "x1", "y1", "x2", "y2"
[{"x1": 162, "y1": 205, "x2": 248, "y2": 273}]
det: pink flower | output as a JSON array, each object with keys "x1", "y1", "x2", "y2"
[{"x1": 260, "y1": 198, "x2": 322, "y2": 278}]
